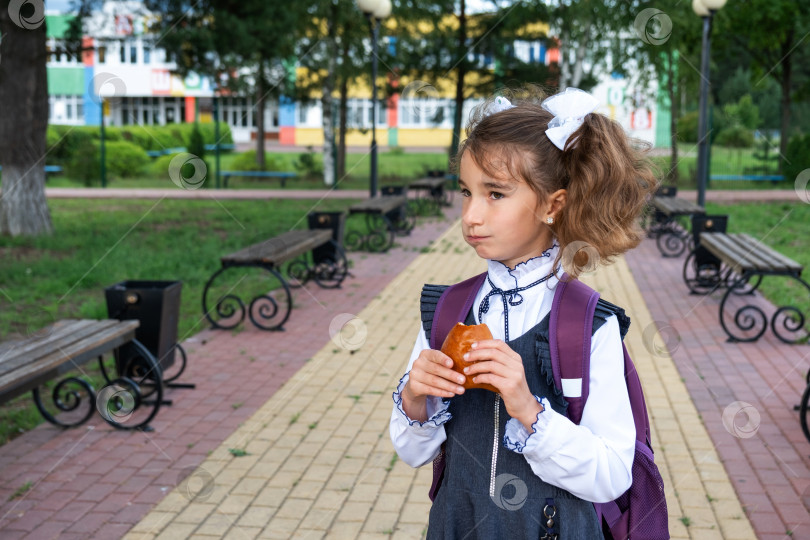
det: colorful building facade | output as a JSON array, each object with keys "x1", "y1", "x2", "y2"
[{"x1": 44, "y1": 3, "x2": 666, "y2": 148}]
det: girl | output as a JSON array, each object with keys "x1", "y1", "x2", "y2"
[{"x1": 389, "y1": 87, "x2": 657, "y2": 539}]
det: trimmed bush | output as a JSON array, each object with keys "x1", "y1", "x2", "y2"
[
  {"x1": 231, "y1": 150, "x2": 281, "y2": 172},
  {"x1": 46, "y1": 122, "x2": 233, "y2": 166},
  {"x1": 714, "y1": 125, "x2": 754, "y2": 148},
  {"x1": 65, "y1": 140, "x2": 149, "y2": 186},
  {"x1": 676, "y1": 111, "x2": 699, "y2": 143},
  {"x1": 784, "y1": 133, "x2": 810, "y2": 182}
]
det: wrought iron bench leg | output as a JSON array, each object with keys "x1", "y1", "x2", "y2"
[
  {"x1": 99, "y1": 338, "x2": 164, "y2": 431},
  {"x1": 800, "y1": 381, "x2": 810, "y2": 443},
  {"x1": 32, "y1": 377, "x2": 97, "y2": 428},
  {"x1": 719, "y1": 272, "x2": 809, "y2": 344},
  {"x1": 202, "y1": 264, "x2": 293, "y2": 331},
  {"x1": 311, "y1": 240, "x2": 349, "y2": 289},
  {"x1": 655, "y1": 217, "x2": 688, "y2": 257}
]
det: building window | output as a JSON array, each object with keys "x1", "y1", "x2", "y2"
[
  {"x1": 143, "y1": 45, "x2": 151, "y2": 64},
  {"x1": 130, "y1": 45, "x2": 137, "y2": 64},
  {"x1": 98, "y1": 45, "x2": 106, "y2": 63},
  {"x1": 120, "y1": 43, "x2": 126, "y2": 63}
]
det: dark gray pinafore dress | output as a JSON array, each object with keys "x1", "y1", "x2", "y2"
[{"x1": 424, "y1": 306, "x2": 610, "y2": 540}]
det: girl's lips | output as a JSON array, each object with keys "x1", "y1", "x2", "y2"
[{"x1": 466, "y1": 235, "x2": 488, "y2": 242}]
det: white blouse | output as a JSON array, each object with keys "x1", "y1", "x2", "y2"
[{"x1": 389, "y1": 246, "x2": 636, "y2": 503}]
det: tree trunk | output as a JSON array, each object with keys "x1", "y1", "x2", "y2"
[
  {"x1": 449, "y1": 0, "x2": 466, "y2": 164},
  {"x1": 570, "y1": 27, "x2": 589, "y2": 88},
  {"x1": 667, "y1": 49, "x2": 679, "y2": 183},
  {"x1": 321, "y1": 10, "x2": 337, "y2": 187},
  {"x1": 0, "y1": 4, "x2": 52, "y2": 236},
  {"x1": 558, "y1": 27, "x2": 569, "y2": 90},
  {"x1": 338, "y1": 77, "x2": 349, "y2": 179},
  {"x1": 778, "y1": 31, "x2": 793, "y2": 173},
  {"x1": 255, "y1": 63, "x2": 266, "y2": 170}
]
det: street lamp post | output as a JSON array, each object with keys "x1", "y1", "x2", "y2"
[
  {"x1": 693, "y1": 0, "x2": 726, "y2": 208},
  {"x1": 357, "y1": 0, "x2": 391, "y2": 198}
]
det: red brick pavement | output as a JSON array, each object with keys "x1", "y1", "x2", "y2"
[
  {"x1": 626, "y1": 236, "x2": 810, "y2": 540},
  {"x1": 0, "y1": 203, "x2": 460, "y2": 539}
]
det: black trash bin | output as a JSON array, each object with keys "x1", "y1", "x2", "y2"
[
  {"x1": 307, "y1": 212, "x2": 346, "y2": 264},
  {"x1": 105, "y1": 280, "x2": 182, "y2": 376}
]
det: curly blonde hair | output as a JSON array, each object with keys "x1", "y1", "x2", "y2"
[{"x1": 453, "y1": 86, "x2": 658, "y2": 279}]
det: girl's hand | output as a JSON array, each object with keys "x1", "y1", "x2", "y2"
[
  {"x1": 462, "y1": 340, "x2": 543, "y2": 430},
  {"x1": 401, "y1": 349, "x2": 466, "y2": 422}
]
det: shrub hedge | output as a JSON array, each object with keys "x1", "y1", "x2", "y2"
[{"x1": 46, "y1": 122, "x2": 233, "y2": 168}]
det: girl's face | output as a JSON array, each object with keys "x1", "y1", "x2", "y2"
[{"x1": 459, "y1": 150, "x2": 556, "y2": 270}]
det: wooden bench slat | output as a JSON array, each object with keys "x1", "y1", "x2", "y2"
[
  {"x1": 349, "y1": 196, "x2": 407, "y2": 215},
  {"x1": 737, "y1": 233, "x2": 804, "y2": 273},
  {"x1": 714, "y1": 233, "x2": 776, "y2": 272},
  {"x1": 0, "y1": 321, "x2": 139, "y2": 400},
  {"x1": 701, "y1": 233, "x2": 801, "y2": 275},
  {"x1": 0, "y1": 320, "x2": 138, "y2": 380},
  {"x1": 701, "y1": 233, "x2": 760, "y2": 274},
  {"x1": 222, "y1": 229, "x2": 332, "y2": 265},
  {"x1": 0, "y1": 320, "x2": 120, "y2": 368},
  {"x1": 717, "y1": 234, "x2": 791, "y2": 273},
  {"x1": 652, "y1": 197, "x2": 704, "y2": 216},
  {"x1": 0, "y1": 319, "x2": 98, "y2": 359},
  {"x1": 409, "y1": 178, "x2": 447, "y2": 189}
]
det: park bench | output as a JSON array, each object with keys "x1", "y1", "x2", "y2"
[
  {"x1": 202, "y1": 213, "x2": 349, "y2": 331},
  {"x1": 0, "y1": 165, "x2": 62, "y2": 175},
  {"x1": 145, "y1": 144, "x2": 235, "y2": 158},
  {"x1": 697, "y1": 232, "x2": 808, "y2": 344},
  {"x1": 0, "y1": 319, "x2": 165, "y2": 431},
  {"x1": 681, "y1": 214, "x2": 730, "y2": 295},
  {"x1": 409, "y1": 176, "x2": 453, "y2": 213},
  {"x1": 346, "y1": 196, "x2": 410, "y2": 253},
  {"x1": 648, "y1": 193, "x2": 705, "y2": 257},
  {"x1": 711, "y1": 174, "x2": 784, "y2": 183},
  {"x1": 145, "y1": 146, "x2": 187, "y2": 158},
  {"x1": 221, "y1": 170, "x2": 298, "y2": 188}
]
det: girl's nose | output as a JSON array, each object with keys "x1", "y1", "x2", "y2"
[{"x1": 462, "y1": 196, "x2": 484, "y2": 227}]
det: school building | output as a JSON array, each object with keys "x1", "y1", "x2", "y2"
[{"x1": 44, "y1": 1, "x2": 670, "y2": 148}]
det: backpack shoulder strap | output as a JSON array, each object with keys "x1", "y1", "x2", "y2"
[
  {"x1": 427, "y1": 272, "x2": 487, "y2": 350},
  {"x1": 420, "y1": 284, "x2": 450, "y2": 343},
  {"x1": 548, "y1": 275, "x2": 600, "y2": 425}
]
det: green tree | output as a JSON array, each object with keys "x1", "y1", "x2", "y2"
[
  {"x1": 144, "y1": 0, "x2": 308, "y2": 170},
  {"x1": 385, "y1": 0, "x2": 553, "y2": 163},
  {"x1": 615, "y1": 0, "x2": 704, "y2": 182},
  {"x1": 713, "y1": 0, "x2": 810, "y2": 170},
  {"x1": 295, "y1": 2, "x2": 368, "y2": 185},
  {"x1": 0, "y1": 0, "x2": 53, "y2": 236}
]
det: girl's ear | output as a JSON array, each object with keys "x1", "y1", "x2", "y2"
[{"x1": 547, "y1": 188, "x2": 567, "y2": 217}]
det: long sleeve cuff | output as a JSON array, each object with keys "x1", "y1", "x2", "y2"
[
  {"x1": 392, "y1": 372, "x2": 452, "y2": 428},
  {"x1": 503, "y1": 396, "x2": 551, "y2": 453}
]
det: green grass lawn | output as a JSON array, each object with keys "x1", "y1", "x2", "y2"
[
  {"x1": 704, "y1": 200, "x2": 809, "y2": 325},
  {"x1": 0, "y1": 197, "x2": 373, "y2": 444},
  {"x1": 651, "y1": 144, "x2": 793, "y2": 191}
]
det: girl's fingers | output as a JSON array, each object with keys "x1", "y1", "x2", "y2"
[
  {"x1": 463, "y1": 359, "x2": 510, "y2": 379},
  {"x1": 464, "y1": 347, "x2": 521, "y2": 371},
  {"x1": 409, "y1": 374, "x2": 464, "y2": 398}
]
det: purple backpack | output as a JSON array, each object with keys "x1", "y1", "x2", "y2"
[{"x1": 426, "y1": 272, "x2": 669, "y2": 540}]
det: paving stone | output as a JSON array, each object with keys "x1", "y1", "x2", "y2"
[{"x1": 1, "y1": 200, "x2": 778, "y2": 538}]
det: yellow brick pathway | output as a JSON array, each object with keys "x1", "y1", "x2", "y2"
[{"x1": 125, "y1": 220, "x2": 756, "y2": 539}]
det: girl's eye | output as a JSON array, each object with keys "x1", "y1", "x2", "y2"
[
  {"x1": 460, "y1": 188, "x2": 471, "y2": 197},
  {"x1": 490, "y1": 192, "x2": 504, "y2": 200}
]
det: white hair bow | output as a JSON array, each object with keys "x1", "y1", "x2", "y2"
[{"x1": 542, "y1": 88, "x2": 599, "y2": 151}]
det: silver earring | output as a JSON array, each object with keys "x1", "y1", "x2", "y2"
[{"x1": 546, "y1": 217, "x2": 554, "y2": 225}]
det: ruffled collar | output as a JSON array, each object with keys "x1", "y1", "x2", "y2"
[{"x1": 486, "y1": 241, "x2": 559, "y2": 291}]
